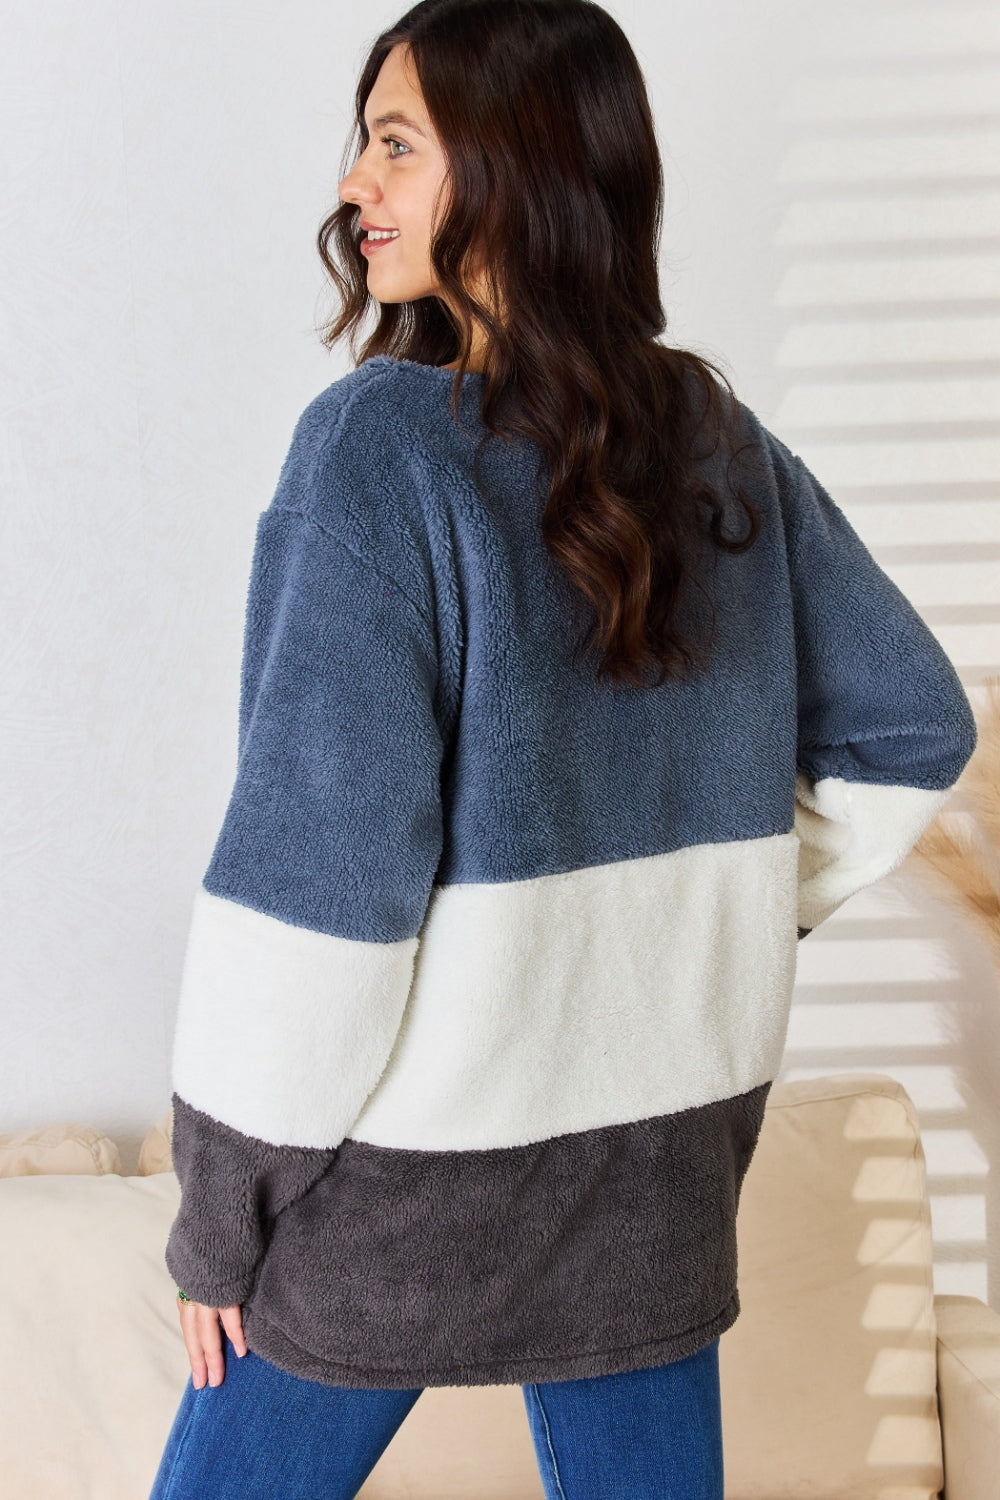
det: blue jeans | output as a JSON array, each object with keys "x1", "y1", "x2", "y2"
[{"x1": 149, "y1": 1331, "x2": 723, "y2": 1499}]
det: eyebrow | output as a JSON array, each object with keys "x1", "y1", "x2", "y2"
[{"x1": 365, "y1": 109, "x2": 428, "y2": 138}]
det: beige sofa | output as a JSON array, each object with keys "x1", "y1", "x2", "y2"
[{"x1": 1, "y1": 1072, "x2": 997, "y2": 1499}]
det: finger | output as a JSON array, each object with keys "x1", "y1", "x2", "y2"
[
  {"x1": 196, "y1": 1305, "x2": 227, "y2": 1387},
  {"x1": 219, "y1": 1303, "x2": 248, "y2": 1358},
  {"x1": 177, "y1": 1296, "x2": 209, "y2": 1390}
]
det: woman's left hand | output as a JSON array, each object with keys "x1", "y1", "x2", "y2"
[{"x1": 176, "y1": 1295, "x2": 248, "y2": 1389}]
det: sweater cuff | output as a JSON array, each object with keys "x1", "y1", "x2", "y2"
[
  {"x1": 163, "y1": 1236, "x2": 259, "y2": 1310},
  {"x1": 163, "y1": 1091, "x2": 338, "y2": 1309}
]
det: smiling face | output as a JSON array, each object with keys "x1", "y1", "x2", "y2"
[
  {"x1": 338, "y1": 43, "x2": 495, "y2": 370},
  {"x1": 338, "y1": 44, "x2": 453, "y2": 305}
]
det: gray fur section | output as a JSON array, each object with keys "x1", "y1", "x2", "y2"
[
  {"x1": 165, "y1": 1093, "x2": 338, "y2": 1307},
  {"x1": 237, "y1": 1081, "x2": 771, "y2": 1387},
  {"x1": 247, "y1": 1288, "x2": 742, "y2": 1389}
]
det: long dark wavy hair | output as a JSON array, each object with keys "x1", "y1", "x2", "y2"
[{"x1": 317, "y1": 0, "x2": 763, "y2": 688}]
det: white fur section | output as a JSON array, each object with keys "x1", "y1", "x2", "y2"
[
  {"x1": 795, "y1": 772, "x2": 953, "y2": 930},
  {"x1": 171, "y1": 886, "x2": 418, "y2": 1147},
  {"x1": 348, "y1": 832, "x2": 802, "y2": 1151}
]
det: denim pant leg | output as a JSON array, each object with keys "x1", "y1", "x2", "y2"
[
  {"x1": 148, "y1": 1332, "x2": 423, "y2": 1500},
  {"x1": 522, "y1": 1337, "x2": 724, "y2": 1500}
]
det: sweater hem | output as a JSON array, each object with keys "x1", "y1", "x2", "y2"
[{"x1": 240, "y1": 1289, "x2": 741, "y2": 1389}]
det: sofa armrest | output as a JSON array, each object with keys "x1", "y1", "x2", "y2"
[{"x1": 935, "y1": 1293, "x2": 1000, "y2": 1500}]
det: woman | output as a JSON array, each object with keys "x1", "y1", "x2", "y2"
[{"x1": 149, "y1": 2, "x2": 978, "y2": 1497}]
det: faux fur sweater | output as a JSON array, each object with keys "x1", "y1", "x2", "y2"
[{"x1": 164, "y1": 354, "x2": 977, "y2": 1389}]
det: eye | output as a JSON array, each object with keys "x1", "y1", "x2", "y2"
[{"x1": 379, "y1": 134, "x2": 410, "y2": 159}]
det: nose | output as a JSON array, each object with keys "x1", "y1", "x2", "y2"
[
  {"x1": 340, "y1": 178, "x2": 379, "y2": 214},
  {"x1": 339, "y1": 148, "x2": 380, "y2": 208}
]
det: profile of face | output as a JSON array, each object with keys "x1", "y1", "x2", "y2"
[
  {"x1": 338, "y1": 43, "x2": 492, "y2": 368},
  {"x1": 338, "y1": 44, "x2": 452, "y2": 305}
]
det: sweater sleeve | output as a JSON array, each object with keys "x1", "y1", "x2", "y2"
[
  {"x1": 164, "y1": 491, "x2": 445, "y2": 1307},
  {"x1": 764, "y1": 427, "x2": 978, "y2": 931}
]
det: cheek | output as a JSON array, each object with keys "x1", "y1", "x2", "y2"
[
  {"x1": 411, "y1": 172, "x2": 449, "y2": 232},
  {"x1": 400, "y1": 207, "x2": 435, "y2": 256}
]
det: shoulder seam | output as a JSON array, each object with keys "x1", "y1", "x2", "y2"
[
  {"x1": 312, "y1": 358, "x2": 400, "y2": 441},
  {"x1": 269, "y1": 500, "x2": 435, "y2": 638},
  {"x1": 280, "y1": 360, "x2": 435, "y2": 632}
]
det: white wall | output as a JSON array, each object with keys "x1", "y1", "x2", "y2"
[{"x1": 2, "y1": 0, "x2": 998, "y2": 1308}]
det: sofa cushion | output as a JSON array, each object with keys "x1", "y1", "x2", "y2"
[
  {"x1": 718, "y1": 1071, "x2": 942, "y2": 1499},
  {"x1": 0, "y1": 1122, "x2": 121, "y2": 1177},
  {"x1": 934, "y1": 1293, "x2": 1000, "y2": 1500},
  {"x1": 0, "y1": 1172, "x2": 190, "y2": 1499},
  {"x1": 138, "y1": 1107, "x2": 173, "y2": 1176}
]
